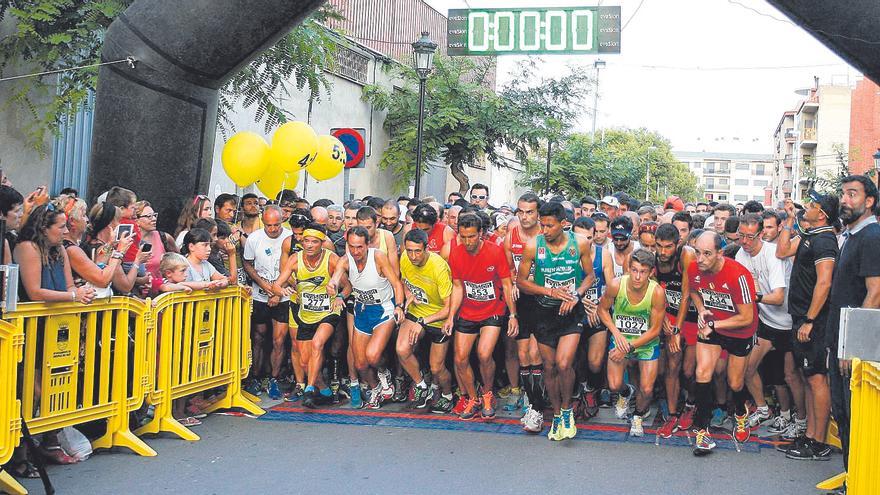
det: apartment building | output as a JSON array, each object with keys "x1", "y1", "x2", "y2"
[{"x1": 674, "y1": 151, "x2": 774, "y2": 205}]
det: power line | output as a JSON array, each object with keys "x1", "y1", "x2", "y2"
[
  {"x1": 619, "y1": 62, "x2": 844, "y2": 71},
  {"x1": 621, "y1": 0, "x2": 646, "y2": 31},
  {"x1": 727, "y1": 0, "x2": 880, "y2": 45},
  {"x1": 0, "y1": 57, "x2": 136, "y2": 83}
]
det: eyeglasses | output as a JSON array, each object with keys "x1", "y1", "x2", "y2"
[
  {"x1": 738, "y1": 231, "x2": 760, "y2": 241},
  {"x1": 138, "y1": 213, "x2": 158, "y2": 219},
  {"x1": 471, "y1": 194, "x2": 487, "y2": 200},
  {"x1": 638, "y1": 223, "x2": 658, "y2": 235}
]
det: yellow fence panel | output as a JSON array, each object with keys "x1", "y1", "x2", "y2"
[
  {"x1": 848, "y1": 359, "x2": 880, "y2": 495},
  {"x1": 0, "y1": 318, "x2": 25, "y2": 495},
  {"x1": 136, "y1": 287, "x2": 262, "y2": 442},
  {"x1": 5, "y1": 297, "x2": 156, "y2": 458}
]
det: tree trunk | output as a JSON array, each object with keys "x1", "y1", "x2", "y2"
[{"x1": 450, "y1": 162, "x2": 470, "y2": 195}]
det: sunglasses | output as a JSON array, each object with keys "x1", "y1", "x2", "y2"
[
  {"x1": 471, "y1": 194, "x2": 487, "y2": 200},
  {"x1": 612, "y1": 235, "x2": 630, "y2": 241}
]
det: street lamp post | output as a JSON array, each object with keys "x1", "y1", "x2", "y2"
[
  {"x1": 873, "y1": 148, "x2": 880, "y2": 187},
  {"x1": 591, "y1": 59, "x2": 606, "y2": 143},
  {"x1": 411, "y1": 32, "x2": 437, "y2": 199}
]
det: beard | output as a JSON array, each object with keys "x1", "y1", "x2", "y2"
[{"x1": 839, "y1": 205, "x2": 865, "y2": 225}]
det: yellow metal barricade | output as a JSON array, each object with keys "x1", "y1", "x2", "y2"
[
  {"x1": 136, "y1": 287, "x2": 262, "y2": 441},
  {"x1": 4, "y1": 297, "x2": 156, "y2": 458},
  {"x1": 847, "y1": 359, "x2": 880, "y2": 495},
  {"x1": 0, "y1": 318, "x2": 25, "y2": 495}
]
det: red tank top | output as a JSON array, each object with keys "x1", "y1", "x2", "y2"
[{"x1": 427, "y1": 223, "x2": 447, "y2": 253}]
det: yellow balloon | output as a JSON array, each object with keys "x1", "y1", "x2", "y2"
[
  {"x1": 221, "y1": 131, "x2": 270, "y2": 187},
  {"x1": 307, "y1": 135, "x2": 346, "y2": 182},
  {"x1": 255, "y1": 167, "x2": 299, "y2": 199},
  {"x1": 270, "y1": 121, "x2": 318, "y2": 173}
]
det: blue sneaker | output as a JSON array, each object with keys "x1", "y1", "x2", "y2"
[
  {"x1": 244, "y1": 379, "x2": 263, "y2": 397},
  {"x1": 350, "y1": 384, "x2": 363, "y2": 409},
  {"x1": 599, "y1": 388, "x2": 612, "y2": 408},
  {"x1": 710, "y1": 407, "x2": 729, "y2": 428},
  {"x1": 268, "y1": 378, "x2": 282, "y2": 400}
]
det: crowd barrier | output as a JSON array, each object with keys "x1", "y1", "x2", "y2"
[
  {"x1": 0, "y1": 287, "x2": 261, "y2": 495},
  {"x1": 845, "y1": 359, "x2": 880, "y2": 495}
]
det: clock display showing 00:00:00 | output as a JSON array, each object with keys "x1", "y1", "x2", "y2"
[{"x1": 466, "y1": 10, "x2": 595, "y2": 53}]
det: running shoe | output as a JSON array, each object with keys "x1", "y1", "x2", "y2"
[
  {"x1": 497, "y1": 385, "x2": 514, "y2": 399},
  {"x1": 658, "y1": 415, "x2": 679, "y2": 439},
  {"x1": 411, "y1": 385, "x2": 433, "y2": 410},
  {"x1": 614, "y1": 384, "x2": 634, "y2": 420},
  {"x1": 392, "y1": 375, "x2": 408, "y2": 402},
  {"x1": 693, "y1": 429, "x2": 716, "y2": 456},
  {"x1": 267, "y1": 378, "x2": 282, "y2": 400},
  {"x1": 733, "y1": 413, "x2": 751, "y2": 443},
  {"x1": 452, "y1": 395, "x2": 468, "y2": 416},
  {"x1": 503, "y1": 389, "x2": 525, "y2": 412},
  {"x1": 560, "y1": 408, "x2": 577, "y2": 439},
  {"x1": 776, "y1": 435, "x2": 807, "y2": 453},
  {"x1": 710, "y1": 407, "x2": 729, "y2": 428},
  {"x1": 599, "y1": 388, "x2": 613, "y2": 408},
  {"x1": 430, "y1": 396, "x2": 454, "y2": 414},
  {"x1": 350, "y1": 384, "x2": 363, "y2": 409},
  {"x1": 678, "y1": 404, "x2": 696, "y2": 431},
  {"x1": 766, "y1": 415, "x2": 791, "y2": 435},
  {"x1": 786, "y1": 439, "x2": 832, "y2": 461},
  {"x1": 547, "y1": 415, "x2": 562, "y2": 441},
  {"x1": 244, "y1": 378, "x2": 263, "y2": 397},
  {"x1": 459, "y1": 397, "x2": 481, "y2": 420},
  {"x1": 582, "y1": 388, "x2": 599, "y2": 418},
  {"x1": 378, "y1": 370, "x2": 394, "y2": 401},
  {"x1": 748, "y1": 406, "x2": 772, "y2": 428},
  {"x1": 367, "y1": 385, "x2": 383, "y2": 409},
  {"x1": 520, "y1": 406, "x2": 543, "y2": 433},
  {"x1": 302, "y1": 390, "x2": 318, "y2": 409},
  {"x1": 481, "y1": 390, "x2": 497, "y2": 419},
  {"x1": 630, "y1": 414, "x2": 644, "y2": 437},
  {"x1": 284, "y1": 383, "x2": 304, "y2": 402}
]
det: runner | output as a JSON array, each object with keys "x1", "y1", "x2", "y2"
[
  {"x1": 504, "y1": 193, "x2": 545, "y2": 432},
  {"x1": 688, "y1": 231, "x2": 758, "y2": 456},
  {"x1": 604, "y1": 215, "x2": 638, "y2": 280},
  {"x1": 327, "y1": 226, "x2": 405, "y2": 409},
  {"x1": 517, "y1": 202, "x2": 595, "y2": 441},
  {"x1": 274, "y1": 224, "x2": 346, "y2": 408},
  {"x1": 654, "y1": 223, "x2": 699, "y2": 438},
  {"x1": 572, "y1": 217, "x2": 607, "y2": 420},
  {"x1": 443, "y1": 213, "x2": 518, "y2": 420},
  {"x1": 598, "y1": 249, "x2": 666, "y2": 437},
  {"x1": 411, "y1": 203, "x2": 454, "y2": 253},
  {"x1": 394, "y1": 229, "x2": 454, "y2": 412}
]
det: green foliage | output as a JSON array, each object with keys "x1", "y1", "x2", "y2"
[
  {"x1": 362, "y1": 56, "x2": 591, "y2": 193},
  {"x1": 813, "y1": 143, "x2": 853, "y2": 196},
  {"x1": 520, "y1": 128, "x2": 701, "y2": 202},
  {"x1": 0, "y1": 1, "x2": 340, "y2": 152}
]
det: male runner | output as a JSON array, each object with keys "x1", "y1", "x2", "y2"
[
  {"x1": 598, "y1": 249, "x2": 666, "y2": 437},
  {"x1": 517, "y1": 202, "x2": 595, "y2": 440},
  {"x1": 442, "y1": 214, "x2": 518, "y2": 420},
  {"x1": 380, "y1": 199, "x2": 406, "y2": 252},
  {"x1": 412, "y1": 203, "x2": 455, "y2": 253},
  {"x1": 655, "y1": 224, "x2": 699, "y2": 438},
  {"x1": 591, "y1": 212, "x2": 611, "y2": 248},
  {"x1": 604, "y1": 215, "x2": 638, "y2": 280},
  {"x1": 572, "y1": 217, "x2": 607, "y2": 419},
  {"x1": 274, "y1": 224, "x2": 346, "y2": 408},
  {"x1": 327, "y1": 227, "x2": 405, "y2": 409},
  {"x1": 395, "y1": 229, "x2": 454, "y2": 412},
  {"x1": 689, "y1": 231, "x2": 758, "y2": 455}
]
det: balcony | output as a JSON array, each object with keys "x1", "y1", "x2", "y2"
[
  {"x1": 784, "y1": 154, "x2": 793, "y2": 168},
  {"x1": 801, "y1": 95, "x2": 819, "y2": 113},
  {"x1": 800, "y1": 127, "x2": 817, "y2": 148},
  {"x1": 784, "y1": 128, "x2": 797, "y2": 141},
  {"x1": 703, "y1": 167, "x2": 730, "y2": 176}
]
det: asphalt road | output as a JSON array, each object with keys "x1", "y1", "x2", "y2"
[{"x1": 16, "y1": 412, "x2": 842, "y2": 495}]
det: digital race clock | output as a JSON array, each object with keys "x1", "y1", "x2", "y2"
[{"x1": 447, "y1": 6, "x2": 621, "y2": 56}]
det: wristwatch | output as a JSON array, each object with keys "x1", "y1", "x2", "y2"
[
  {"x1": 756, "y1": 294, "x2": 763, "y2": 303},
  {"x1": 707, "y1": 320, "x2": 715, "y2": 330},
  {"x1": 804, "y1": 317, "x2": 815, "y2": 324},
  {"x1": 509, "y1": 314, "x2": 518, "y2": 319},
  {"x1": 671, "y1": 326, "x2": 680, "y2": 335}
]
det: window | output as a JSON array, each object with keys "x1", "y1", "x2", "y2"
[
  {"x1": 736, "y1": 162, "x2": 750, "y2": 170},
  {"x1": 753, "y1": 196, "x2": 764, "y2": 202},
  {"x1": 331, "y1": 45, "x2": 370, "y2": 85},
  {"x1": 706, "y1": 178, "x2": 715, "y2": 189},
  {"x1": 718, "y1": 162, "x2": 730, "y2": 174},
  {"x1": 718, "y1": 194, "x2": 727, "y2": 201},
  {"x1": 734, "y1": 195, "x2": 748, "y2": 202},
  {"x1": 719, "y1": 178, "x2": 728, "y2": 185},
  {"x1": 755, "y1": 164, "x2": 766, "y2": 175},
  {"x1": 753, "y1": 179, "x2": 769, "y2": 187},
  {"x1": 735, "y1": 179, "x2": 749, "y2": 186},
  {"x1": 704, "y1": 163, "x2": 716, "y2": 174}
]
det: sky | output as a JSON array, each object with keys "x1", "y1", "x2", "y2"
[{"x1": 423, "y1": 0, "x2": 858, "y2": 155}]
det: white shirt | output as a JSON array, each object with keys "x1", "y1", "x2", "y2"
[
  {"x1": 243, "y1": 228, "x2": 292, "y2": 303},
  {"x1": 735, "y1": 240, "x2": 792, "y2": 329}
]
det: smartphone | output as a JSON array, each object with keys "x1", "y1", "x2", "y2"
[
  {"x1": 116, "y1": 224, "x2": 133, "y2": 240},
  {"x1": 141, "y1": 242, "x2": 152, "y2": 253}
]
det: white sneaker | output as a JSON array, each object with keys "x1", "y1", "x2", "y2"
[
  {"x1": 378, "y1": 369, "x2": 394, "y2": 400},
  {"x1": 766, "y1": 415, "x2": 791, "y2": 435},
  {"x1": 367, "y1": 385, "x2": 383, "y2": 409},
  {"x1": 521, "y1": 406, "x2": 544, "y2": 433},
  {"x1": 748, "y1": 406, "x2": 771, "y2": 427},
  {"x1": 614, "y1": 385, "x2": 634, "y2": 420},
  {"x1": 630, "y1": 414, "x2": 644, "y2": 437}
]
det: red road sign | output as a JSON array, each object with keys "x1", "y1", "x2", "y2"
[{"x1": 330, "y1": 128, "x2": 366, "y2": 169}]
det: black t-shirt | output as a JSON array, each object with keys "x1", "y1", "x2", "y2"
[
  {"x1": 827, "y1": 221, "x2": 880, "y2": 347},
  {"x1": 788, "y1": 226, "x2": 838, "y2": 318},
  {"x1": 328, "y1": 230, "x2": 346, "y2": 257}
]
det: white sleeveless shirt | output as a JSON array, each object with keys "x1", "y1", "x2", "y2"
[{"x1": 347, "y1": 248, "x2": 394, "y2": 306}]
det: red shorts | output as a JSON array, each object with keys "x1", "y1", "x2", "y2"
[{"x1": 665, "y1": 313, "x2": 700, "y2": 347}]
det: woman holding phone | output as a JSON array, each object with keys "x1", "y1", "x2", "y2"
[
  {"x1": 79, "y1": 201, "x2": 149, "y2": 295},
  {"x1": 135, "y1": 200, "x2": 176, "y2": 285}
]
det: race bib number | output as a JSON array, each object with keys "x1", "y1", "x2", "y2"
[
  {"x1": 699, "y1": 288, "x2": 735, "y2": 313},
  {"x1": 405, "y1": 280, "x2": 429, "y2": 305},
  {"x1": 465, "y1": 281, "x2": 496, "y2": 302},
  {"x1": 547, "y1": 277, "x2": 575, "y2": 295},
  {"x1": 301, "y1": 292, "x2": 331, "y2": 312},
  {"x1": 665, "y1": 289, "x2": 682, "y2": 311},
  {"x1": 615, "y1": 314, "x2": 648, "y2": 335},
  {"x1": 586, "y1": 287, "x2": 600, "y2": 304},
  {"x1": 353, "y1": 288, "x2": 382, "y2": 305}
]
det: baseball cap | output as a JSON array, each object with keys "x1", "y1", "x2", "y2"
[
  {"x1": 600, "y1": 196, "x2": 620, "y2": 208},
  {"x1": 807, "y1": 189, "x2": 839, "y2": 224},
  {"x1": 610, "y1": 216, "x2": 633, "y2": 238},
  {"x1": 663, "y1": 195, "x2": 685, "y2": 212}
]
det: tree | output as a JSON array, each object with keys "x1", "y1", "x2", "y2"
[
  {"x1": 519, "y1": 128, "x2": 701, "y2": 202},
  {"x1": 0, "y1": 1, "x2": 340, "y2": 152},
  {"x1": 361, "y1": 56, "x2": 591, "y2": 194}
]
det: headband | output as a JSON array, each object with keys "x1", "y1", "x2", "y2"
[
  {"x1": 302, "y1": 228, "x2": 327, "y2": 241},
  {"x1": 91, "y1": 201, "x2": 116, "y2": 234}
]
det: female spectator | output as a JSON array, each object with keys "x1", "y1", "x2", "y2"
[
  {"x1": 181, "y1": 228, "x2": 229, "y2": 290},
  {"x1": 81, "y1": 202, "x2": 147, "y2": 295},
  {"x1": 0, "y1": 185, "x2": 24, "y2": 264},
  {"x1": 175, "y1": 194, "x2": 213, "y2": 248},
  {"x1": 135, "y1": 200, "x2": 177, "y2": 283}
]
